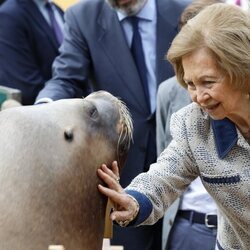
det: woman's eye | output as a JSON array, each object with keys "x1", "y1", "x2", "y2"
[
  {"x1": 204, "y1": 81, "x2": 215, "y2": 85},
  {"x1": 186, "y1": 81, "x2": 195, "y2": 88}
]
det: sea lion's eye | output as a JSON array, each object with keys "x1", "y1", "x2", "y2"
[
  {"x1": 83, "y1": 99, "x2": 99, "y2": 119},
  {"x1": 89, "y1": 105, "x2": 98, "y2": 119}
]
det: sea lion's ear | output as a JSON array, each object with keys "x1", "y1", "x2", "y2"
[{"x1": 117, "y1": 124, "x2": 132, "y2": 165}]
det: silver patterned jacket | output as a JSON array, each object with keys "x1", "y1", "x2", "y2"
[{"x1": 126, "y1": 102, "x2": 250, "y2": 250}]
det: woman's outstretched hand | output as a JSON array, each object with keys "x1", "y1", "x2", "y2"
[{"x1": 97, "y1": 161, "x2": 139, "y2": 226}]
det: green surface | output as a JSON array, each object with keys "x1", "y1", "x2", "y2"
[
  {"x1": 0, "y1": 86, "x2": 22, "y2": 107},
  {"x1": 0, "y1": 92, "x2": 7, "y2": 106}
]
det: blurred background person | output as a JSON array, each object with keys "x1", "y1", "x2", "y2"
[
  {"x1": 226, "y1": 0, "x2": 249, "y2": 9},
  {"x1": 0, "y1": 0, "x2": 64, "y2": 105},
  {"x1": 35, "y1": 0, "x2": 192, "y2": 249},
  {"x1": 157, "y1": 1, "x2": 224, "y2": 249}
]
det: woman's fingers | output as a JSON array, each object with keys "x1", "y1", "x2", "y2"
[
  {"x1": 97, "y1": 162, "x2": 136, "y2": 223},
  {"x1": 97, "y1": 165, "x2": 123, "y2": 192},
  {"x1": 97, "y1": 184, "x2": 131, "y2": 221},
  {"x1": 101, "y1": 164, "x2": 119, "y2": 181},
  {"x1": 97, "y1": 183, "x2": 124, "y2": 203},
  {"x1": 111, "y1": 208, "x2": 134, "y2": 221},
  {"x1": 111, "y1": 161, "x2": 119, "y2": 180},
  {"x1": 101, "y1": 163, "x2": 120, "y2": 182}
]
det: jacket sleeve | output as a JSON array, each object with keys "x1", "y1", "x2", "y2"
[
  {"x1": 156, "y1": 81, "x2": 171, "y2": 156},
  {"x1": 36, "y1": 6, "x2": 91, "y2": 101},
  {"x1": 126, "y1": 107, "x2": 199, "y2": 225},
  {"x1": 0, "y1": 11, "x2": 45, "y2": 99}
]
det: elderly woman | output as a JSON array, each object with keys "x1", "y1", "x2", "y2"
[{"x1": 97, "y1": 3, "x2": 250, "y2": 250}]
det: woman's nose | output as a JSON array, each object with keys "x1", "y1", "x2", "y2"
[{"x1": 194, "y1": 88, "x2": 210, "y2": 104}]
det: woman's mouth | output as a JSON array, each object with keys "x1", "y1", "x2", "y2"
[{"x1": 203, "y1": 103, "x2": 220, "y2": 113}]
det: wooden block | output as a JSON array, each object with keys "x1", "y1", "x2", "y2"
[
  {"x1": 48, "y1": 245, "x2": 65, "y2": 250},
  {"x1": 102, "y1": 239, "x2": 124, "y2": 250},
  {"x1": 110, "y1": 246, "x2": 124, "y2": 250},
  {"x1": 102, "y1": 239, "x2": 110, "y2": 250}
]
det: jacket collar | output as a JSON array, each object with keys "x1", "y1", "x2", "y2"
[
  {"x1": 20, "y1": 0, "x2": 60, "y2": 49},
  {"x1": 211, "y1": 118, "x2": 238, "y2": 159}
]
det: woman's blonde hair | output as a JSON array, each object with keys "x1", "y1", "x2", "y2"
[{"x1": 167, "y1": 3, "x2": 250, "y2": 91}]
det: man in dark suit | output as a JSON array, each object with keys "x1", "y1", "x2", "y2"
[
  {"x1": 0, "y1": 0, "x2": 64, "y2": 105},
  {"x1": 36, "y1": 0, "x2": 191, "y2": 249}
]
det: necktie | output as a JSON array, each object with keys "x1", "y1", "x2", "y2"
[
  {"x1": 129, "y1": 16, "x2": 150, "y2": 111},
  {"x1": 129, "y1": 17, "x2": 156, "y2": 171},
  {"x1": 45, "y1": 2, "x2": 63, "y2": 45}
]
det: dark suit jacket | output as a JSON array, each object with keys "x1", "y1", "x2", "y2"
[
  {"x1": 0, "y1": 0, "x2": 64, "y2": 105},
  {"x1": 36, "y1": 0, "x2": 191, "y2": 249}
]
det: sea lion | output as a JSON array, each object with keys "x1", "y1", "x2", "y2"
[{"x1": 0, "y1": 91, "x2": 133, "y2": 250}]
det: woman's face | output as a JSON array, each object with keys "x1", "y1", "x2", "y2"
[
  {"x1": 182, "y1": 47, "x2": 245, "y2": 120},
  {"x1": 107, "y1": 0, "x2": 147, "y2": 15}
]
